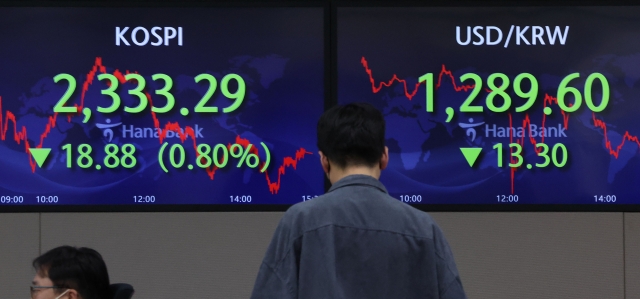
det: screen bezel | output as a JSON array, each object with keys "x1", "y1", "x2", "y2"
[{"x1": 2, "y1": 0, "x2": 639, "y2": 212}]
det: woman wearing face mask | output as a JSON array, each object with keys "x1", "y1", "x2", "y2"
[{"x1": 30, "y1": 246, "x2": 111, "y2": 299}]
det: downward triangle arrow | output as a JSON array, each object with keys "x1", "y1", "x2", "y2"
[
  {"x1": 30, "y1": 148, "x2": 51, "y2": 168},
  {"x1": 460, "y1": 147, "x2": 482, "y2": 167}
]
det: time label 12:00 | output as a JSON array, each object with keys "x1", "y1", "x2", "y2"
[{"x1": 53, "y1": 73, "x2": 245, "y2": 115}]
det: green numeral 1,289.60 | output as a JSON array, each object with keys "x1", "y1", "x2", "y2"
[
  {"x1": 492, "y1": 142, "x2": 567, "y2": 168},
  {"x1": 418, "y1": 72, "x2": 609, "y2": 114},
  {"x1": 61, "y1": 143, "x2": 137, "y2": 169}
]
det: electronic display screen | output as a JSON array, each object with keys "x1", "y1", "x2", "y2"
[
  {"x1": 0, "y1": 7, "x2": 325, "y2": 207},
  {"x1": 4, "y1": 4, "x2": 640, "y2": 211},
  {"x1": 338, "y1": 6, "x2": 640, "y2": 205}
]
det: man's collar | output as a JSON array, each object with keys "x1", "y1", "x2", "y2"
[{"x1": 327, "y1": 174, "x2": 388, "y2": 194}]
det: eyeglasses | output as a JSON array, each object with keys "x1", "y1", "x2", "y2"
[{"x1": 30, "y1": 285, "x2": 62, "y2": 298}]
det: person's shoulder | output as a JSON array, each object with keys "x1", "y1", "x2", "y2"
[
  {"x1": 278, "y1": 195, "x2": 323, "y2": 223},
  {"x1": 398, "y1": 200, "x2": 438, "y2": 223},
  {"x1": 367, "y1": 192, "x2": 444, "y2": 237},
  {"x1": 282, "y1": 192, "x2": 334, "y2": 221}
]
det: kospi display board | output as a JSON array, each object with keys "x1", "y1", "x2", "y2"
[{"x1": 0, "y1": 6, "x2": 325, "y2": 210}]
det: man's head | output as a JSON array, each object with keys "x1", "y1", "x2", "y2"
[
  {"x1": 317, "y1": 103, "x2": 388, "y2": 182},
  {"x1": 31, "y1": 246, "x2": 110, "y2": 299}
]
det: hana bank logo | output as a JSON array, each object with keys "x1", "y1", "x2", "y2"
[
  {"x1": 457, "y1": 118, "x2": 568, "y2": 141},
  {"x1": 96, "y1": 119, "x2": 122, "y2": 142},
  {"x1": 95, "y1": 120, "x2": 204, "y2": 142},
  {"x1": 459, "y1": 118, "x2": 484, "y2": 142}
]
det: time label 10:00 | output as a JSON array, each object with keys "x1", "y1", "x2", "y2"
[
  {"x1": 53, "y1": 73, "x2": 245, "y2": 114},
  {"x1": 419, "y1": 72, "x2": 609, "y2": 113}
]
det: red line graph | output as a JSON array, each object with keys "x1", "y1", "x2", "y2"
[
  {"x1": 592, "y1": 113, "x2": 640, "y2": 159},
  {"x1": 0, "y1": 97, "x2": 57, "y2": 171},
  {"x1": 507, "y1": 94, "x2": 570, "y2": 194},
  {"x1": 0, "y1": 57, "x2": 310, "y2": 194},
  {"x1": 361, "y1": 56, "x2": 640, "y2": 194},
  {"x1": 361, "y1": 57, "x2": 484, "y2": 98},
  {"x1": 234, "y1": 135, "x2": 312, "y2": 194}
]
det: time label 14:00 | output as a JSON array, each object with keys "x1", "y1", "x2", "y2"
[
  {"x1": 418, "y1": 72, "x2": 609, "y2": 113},
  {"x1": 53, "y1": 73, "x2": 245, "y2": 115}
]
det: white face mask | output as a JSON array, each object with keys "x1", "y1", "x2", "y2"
[{"x1": 54, "y1": 289, "x2": 70, "y2": 299}]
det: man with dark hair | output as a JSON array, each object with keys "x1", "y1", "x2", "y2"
[
  {"x1": 31, "y1": 245, "x2": 111, "y2": 299},
  {"x1": 251, "y1": 103, "x2": 467, "y2": 299}
]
